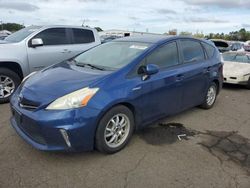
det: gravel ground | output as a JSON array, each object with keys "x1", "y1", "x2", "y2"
[{"x1": 0, "y1": 84, "x2": 249, "y2": 188}]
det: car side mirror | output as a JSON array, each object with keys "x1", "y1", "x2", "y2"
[
  {"x1": 138, "y1": 64, "x2": 159, "y2": 81},
  {"x1": 30, "y1": 38, "x2": 43, "y2": 48}
]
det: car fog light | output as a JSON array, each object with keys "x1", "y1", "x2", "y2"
[{"x1": 60, "y1": 129, "x2": 71, "y2": 147}]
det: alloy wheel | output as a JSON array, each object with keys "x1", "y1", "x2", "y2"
[
  {"x1": 104, "y1": 114, "x2": 130, "y2": 148},
  {"x1": 206, "y1": 85, "x2": 216, "y2": 106},
  {"x1": 0, "y1": 75, "x2": 15, "y2": 99}
]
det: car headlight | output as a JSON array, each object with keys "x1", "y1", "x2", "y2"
[
  {"x1": 46, "y1": 87, "x2": 99, "y2": 110},
  {"x1": 22, "y1": 71, "x2": 37, "y2": 83}
]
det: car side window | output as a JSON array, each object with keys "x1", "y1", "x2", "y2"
[
  {"x1": 34, "y1": 28, "x2": 69, "y2": 45},
  {"x1": 145, "y1": 42, "x2": 179, "y2": 69},
  {"x1": 202, "y1": 42, "x2": 215, "y2": 59},
  {"x1": 72, "y1": 28, "x2": 95, "y2": 44},
  {"x1": 180, "y1": 40, "x2": 205, "y2": 63}
]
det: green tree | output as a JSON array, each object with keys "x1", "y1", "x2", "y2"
[
  {"x1": 1, "y1": 23, "x2": 24, "y2": 32},
  {"x1": 179, "y1": 31, "x2": 192, "y2": 36}
]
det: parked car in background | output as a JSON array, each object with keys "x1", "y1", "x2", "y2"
[
  {"x1": 211, "y1": 39, "x2": 231, "y2": 53},
  {"x1": 0, "y1": 25, "x2": 101, "y2": 103},
  {"x1": 100, "y1": 35, "x2": 122, "y2": 43},
  {"x1": 10, "y1": 36, "x2": 223, "y2": 154},
  {"x1": 0, "y1": 35, "x2": 7, "y2": 40},
  {"x1": 0, "y1": 30, "x2": 12, "y2": 40},
  {"x1": 231, "y1": 42, "x2": 244, "y2": 51},
  {"x1": 244, "y1": 40, "x2": 250, "y2": 52},
  {"x1": 222, "y1": 52, "x2": 250, "y2": 89}
]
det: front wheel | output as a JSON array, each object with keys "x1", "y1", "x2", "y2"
[
  {"x1": 95, "y1": 105, "x2": 134, "y2": 154},
  {"x1": 0, "y1": 68, "x2": 21, "y2": 104},
  {"x1": 200, "y1": 82, "x2": 218, "y2": 109}
]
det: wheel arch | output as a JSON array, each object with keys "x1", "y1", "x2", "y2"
[
  {"x1": 94, "y1": 101, "x2": 139, "y2": 141},
  {"x1": 212, "y1": 79, "x2": 220, "y2": 94},
  {"x1": 0, "y1": 62, "x2": 24, "y2": 79}
]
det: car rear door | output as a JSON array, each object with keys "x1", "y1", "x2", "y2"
[
  {"x1": 27, "y1": 27, "x2": 72, "y2": 72},
  {"x1": 133, "y1": 41, "x2": 184, "y2": 124},
  {"x1": 66, "y1": 28, "x2": 100, "y2": 57},
  {"x1": 178, "y1": 39, "x2": 209, "y2": 110}
]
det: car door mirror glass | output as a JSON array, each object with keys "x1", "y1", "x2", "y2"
[{"x1": 31, "y1": 38, "x2": 43, "y2": 47}]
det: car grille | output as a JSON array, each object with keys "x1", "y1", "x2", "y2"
[
  {"x1": 19, "y1": 96, "x2": 40, "y2": 110},
  {"x1": 12, "y1": 107, "x2": 46, "y2": 145}
]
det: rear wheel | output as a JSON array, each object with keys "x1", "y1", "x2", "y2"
[
  {"x1": 0, "y1": 68, "x2": 21, "y2": 104},
  {"x1": 95, "y1": 105, "x2": 134, "y2": 154},
  {"x1": 200, "y1": 82, "x2": 217, "y2": 109}
]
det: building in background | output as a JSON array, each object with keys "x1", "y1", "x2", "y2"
[{"x1": 99, "y1": 29, "x2": 165, "y2": 37}]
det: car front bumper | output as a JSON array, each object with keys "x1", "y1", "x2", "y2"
[{"x1": 10, "y1": 93, "x2": 102, "y2": 152}]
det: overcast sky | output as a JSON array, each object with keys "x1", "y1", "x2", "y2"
[{"x1": 0, "y1": 0, "x2": 250, "y2": 34}]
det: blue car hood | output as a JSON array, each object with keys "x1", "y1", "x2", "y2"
[{"x1": 21, "y1": 62, "x2": 111, "y2": 104}]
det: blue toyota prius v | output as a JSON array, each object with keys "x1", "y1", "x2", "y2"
[{"x1": 10, "y1": 36, "x2": 223, "y2": 153}]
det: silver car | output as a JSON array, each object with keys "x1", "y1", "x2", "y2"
[{"x1": 0, "y1": 25, "x2": 101, "y2": 103}]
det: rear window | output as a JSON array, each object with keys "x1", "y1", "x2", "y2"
[
  {"x1": 202, "y1": 42, "x2": 215, "y2": 59},
  {"x1": 180, "y1": 40, "x2": 205, "y2": 63},
  {"x1": 72, "y1": 28, "x2": 95, "y2": 44}
]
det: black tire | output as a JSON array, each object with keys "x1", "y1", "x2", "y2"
[
  {"x1": 246, "y1": 78, "x2": 250, "y2": 90},
  {"x1": 0, "y1": 68, "x2": 21, "y2": 104},
  {"x1": 95, "y1": 105, "x2": 135, "y2": 154},
  {"x1": 200, "y1": 82, "x2": 218, "y2": 109}
]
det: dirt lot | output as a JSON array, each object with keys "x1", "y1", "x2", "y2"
[{"x1": 0, "y1": 84, "x2": 249, "y2": 188}]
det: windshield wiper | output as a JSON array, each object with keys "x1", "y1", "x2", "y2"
[
  {"x1": 84, "y1": 63, "x2": 105, "y2": 71},
  {"x1": 73, "y1": 60, "x2": 105, "y2": 71}
]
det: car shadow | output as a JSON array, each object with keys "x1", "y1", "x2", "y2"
[{"x1": 223, "y1": 83, "x2": 247, "y2": 91}]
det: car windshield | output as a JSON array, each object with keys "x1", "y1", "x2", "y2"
[
  {"x1": 222, "y1": 53, "x2": 250, "y2": 63},
  {"x1": 4, "y1": 26, "x2": 41, "y2": 42},
  {"x1": 74, "y1": 41, "x2": 150, "y2": 70}
]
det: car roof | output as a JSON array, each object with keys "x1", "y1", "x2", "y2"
[
  {"x1": 114, "y1": 35, "x2": 172, "y2": 44},
  {"x1": 27, "y1": 25, "x2": 95, "y2": 31},
  {"x1": 114, "y1": 35, "x2": 207, "y2": 44}
]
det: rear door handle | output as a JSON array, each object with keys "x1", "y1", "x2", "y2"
[{"x1": 176, "y1": 74, "x2": 184, "y2": 81}]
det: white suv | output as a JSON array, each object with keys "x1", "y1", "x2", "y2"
[{"x1": 0, "y1": 25, "x2": 101, "y2": 103}]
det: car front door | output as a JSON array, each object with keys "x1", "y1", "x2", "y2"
[
  {"x1": 178, "y1": 39, "x2": 209, "y2": 110},
  {"x1": 27, "y1": 28, "x2": 72, "y2": 72},
  {"x1": 133, "y1": 41, "x2": 184, "y2": 125}
]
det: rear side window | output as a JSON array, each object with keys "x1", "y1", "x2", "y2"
[
  {"x1": 202, "y1": 42, "x2": 215, "y2": 59},
  {"x1": 146, "y1": 42, "x2": 179, "y2": 69},
  {"x1": 72, "y1": 28, "x2": 95, "y2": 44},
  {"x1": 34, "y1": 28, "x2": 69, "y2": 45},
  {"x1": 180, "y1": 40, "x2": 205, "y2": 63}
]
